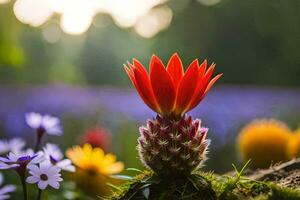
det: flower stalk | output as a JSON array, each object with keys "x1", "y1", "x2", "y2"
[
  {"x1": 36, "y1": 189, "x2": 42, "y2": 200},
  {"x1": 34, "y1": 128, "x2": 45, "y2": 152},
  {"x1": 19, "y1": 172, "x2": 28, "y2": 200}
]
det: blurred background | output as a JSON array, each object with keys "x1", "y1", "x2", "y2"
[{"x1": 0, "y1": 0, "x2": 299, "y2": 173}]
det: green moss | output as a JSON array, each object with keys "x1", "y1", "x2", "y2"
[
  {"x1": 105, "y1": 171, "x2": 300, "y2": 200},
  {"x1": 267, "y1": 184, "x2": 300, "y2": 200},
  {"x1": 107, "y1": 171, "x2": 216, "y2": 200}
]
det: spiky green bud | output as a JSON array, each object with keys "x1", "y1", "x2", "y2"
[{"x1": 138, "y1": 115, "x2": 210, "y2": 177}]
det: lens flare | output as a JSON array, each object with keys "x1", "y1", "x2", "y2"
[
  {"x1": 135, "y1": 6, "x2": 172, "y2": 38},
  {"x1": 0, "y1": 0, "x2": 10, "y2": 4},
  {"x1": 60, "y1": 0, "x2": 94, "y2": 35},
  {"x1": 13, "y1": 0, "x2": 53, "y2": 27},
  {"x1": 10, "y1": 0, "x2": 171, "y2": 36}
]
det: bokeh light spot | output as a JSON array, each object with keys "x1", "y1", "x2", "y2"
[
  {"x1": 0, "y1": 0, "x2": 10, "y2": 5},
  {"x1": 42, "y1": 24, "x2": 61, "y2": 43},
  {"x1": 197, "y1": 0, "x2": 222, "y2": 6},
  {"x1": 60, "y1": 0, "x2": 94, "y2": 35},
  {"x1": 135, "y1": 6, "x2": 172, "y2": 38},
  {"x1": 13, "y1": 0, "x2": 53, "y2": 27},
  {"x1": 107, "y1": 0, "x2": 165, "y2": 28}
]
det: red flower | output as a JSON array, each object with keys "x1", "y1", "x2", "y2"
[
  {"x1": 79, "y1": 126, "x2": 110, "y2": 150},
  {"x1": 124, "y1": 53, "x2": 222, "y2": 118}
]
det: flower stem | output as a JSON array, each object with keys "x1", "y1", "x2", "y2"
[
  {"x1": 36, "y1": 189, "x2": 42, "y2": 200},
  {"x1": 20, "y1": 174, "x2": 28, "y2": 200},
  {"x1": 34, "y1": 129, "x2": 44, "y2": 152},
  {"x1": 34, "y1": 139, "x2": 41, "y2": 152}
]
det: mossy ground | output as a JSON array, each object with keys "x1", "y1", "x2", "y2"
[{"x1": 105, "y1": 170, "x2": 300, "y2": 200}]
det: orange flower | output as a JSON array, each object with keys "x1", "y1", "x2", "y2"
[
  {"x1": 287, "y1": 129, "x2": 300, "y2": 159},
  {"x1": 124, "y1": 53, "x2": 222, "y2": 119},
  {"x1": 237, "y1": 119, "x2": 292, "y2": 168}
]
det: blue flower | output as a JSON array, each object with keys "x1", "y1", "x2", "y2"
[
  {"x1": 0, "y1": 138, "x2": 25, "y2": 156},
  {"x1": 43, "y1": 143, "x2": 75, "y2": 172},
  {"x1": 26, "y1": 161, "x2": 62, "y2": 190},
  {"x1": 0, "y1": 173, "x2": 15, "y2": 200},
  {"x1": 0, "y1": 149, "x2": 44, "y2": 172},
  {"x1": 25, "y1": 113, "x2": 62, "y2": 136}
]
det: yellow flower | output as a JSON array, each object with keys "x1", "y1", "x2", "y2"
[
  {"x1": 287, "y1": 129, "x2": 300, "y2": 159},
  {"x1": 237, "y1": 119, "x2": 292, "y2": 168},
  {"x1": 67, "y1": 143, "x2": 124, "y2": 175},
  {"x1": 66, "y1": 144, "x2": 124, "y2": 197}
]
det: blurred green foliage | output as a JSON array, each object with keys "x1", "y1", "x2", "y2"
[
  {"x1": 0, "y1": 4, "x2": 24, "y2": 67},
  {"x1": 0, "y1": 0, "x2": 299, "y2": 86}
]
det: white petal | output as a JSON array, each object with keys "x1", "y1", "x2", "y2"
[
  {"x1": 7, "y1": 153, "x2": 18, "y2": 162},
  {"x1": 26, "y1": 176, "x2": 39, "y2": 184},
  {"x1": 27, "y1": 165, "x2": 40, "y2": 175},
  {"x1": 57, "y1": 159, "x2": 71, "y2": 166},
  {"x1": 24, "y1": 149, "x2": 34, "y2": 156},
  {"x1": 48, "y1": 180, "x2": 60, "y2": 189},
  {"x1": 43, "y1": 144, "x2": 63, "y2": 160},
  {"x1": 57, "y1": 177, "x2": 63, "y2": 181},
  {"x1": 0, "y1": 141, "x2": 10, "y2": 155},
  {"x1": 29, "y1": 153, "x2": 45, "y2": 165},
  {"x1": 9, "y1": 138, "x2": 26, "y2": 153},
  {"x1": 47, "y1": 126, "x2": 63, "y2": 136},
  {"x1": 0, "y1": 163, "x2": 18, "y2": 170},
  {"x1": 0, "y1": 185, "x2": 16, "y2": 194},
  {"x1": 61, "y1": 165, "x2": 75, "y2": 172},
  {"x1": 25, "y1": 113, "x2": 42, "y2": 129},
  {"x1": 49, "y1": 176, "x2": 63, "y2": 182},
  {"x1": 37, "y1": 181, "x2": 48, "y2": 190},
  {"x1": 39, "y1": 161, "x2": 52, "y2": 173},
  {"x1": 0, "y1": 173, "x2": 3, "y2": 185},
  {"x1": 57, "y1": 160, "x2": 75, "y2": 172},
  {"x1": 0, "y1": 157, "x2": 11, "y2": 163},
  {"x1": 47, "y1": 165, "x2": 61, "y2": 175},
  {"x1": 0, "y1": 194, "x2": 10, "y2": 200},
  {"x1": 41, "y1": 115, "x2": 60, "y2": 130}
]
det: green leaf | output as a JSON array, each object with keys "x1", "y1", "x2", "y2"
[
  {"x1": 126, "y1": 168, "x2": 143, "y2": 173},
  {"x1": 110, "y1": 175, "x2": 133, "y2": 180}
]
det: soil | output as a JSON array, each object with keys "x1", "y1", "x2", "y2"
[{"x1": 248, "y1": 158, "x2": 300, "y2": 190}]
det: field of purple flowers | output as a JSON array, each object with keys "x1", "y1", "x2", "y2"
[
  {"x1": 1, "y1": 84, "x2": 300, "y2": 174},
  {"x1": 1, "y1": 85, "x2": 300, "y2": 140}
]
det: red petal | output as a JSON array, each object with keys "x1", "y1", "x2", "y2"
[
  {"x1": 174, "y1": 59, "x2": 199, "y2": 116},
  {"x1": 126, "y1": 62, "x2": 160, "y2": 113},
  {"x1": 150, "y1": 55, "x2": 176, "y2": 115},
  {"x1": 190, "y1": 73, "x2": 222, "y2": 110},
  {"x1": 199, "y1": 63, "x2": 216, "y2": 93},
  {"x1": 204, "y1": 73, "x2": 223, "y2": 93},
  {"x1": 166, "y1": 53, "x2": 184, "y2": 89},
  {"x1": 124, "y1": 64, "x2": 137, "y2": 88},
  {"x1": 198, "y1": 59, "x2": 207, "y2": 79},
  {"x1": 186, "y1": 64, "x2": 217, "y2": 111},
  {"x1": 133, "y1": 59, "x2": 148, "y2": 75}
]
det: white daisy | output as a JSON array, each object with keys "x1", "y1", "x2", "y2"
[
  {"x1": 25, "y1": 112, "x2": 63, "y2": 136},
  {"x1": 8, "y1": 138, "x2": 26, "y2": 154},
  {"x1": 0, "y1": 149, "x2": 44, "y2": 171},
  {"x1": 0, "y1": 173, "x2": 16, "y2": 200},
  {"x1": 0, "y1": 141, "x2": 10, "y2": 156},
  {"x1": 0, "y1": 138, "x2": 25, "y2": 155},
  {"x1": 43, "y1": 143, "x2": 75, "y2": 172},
  {"x1": 26, "y1": 161, "x2": 63, "y2": 190}
]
